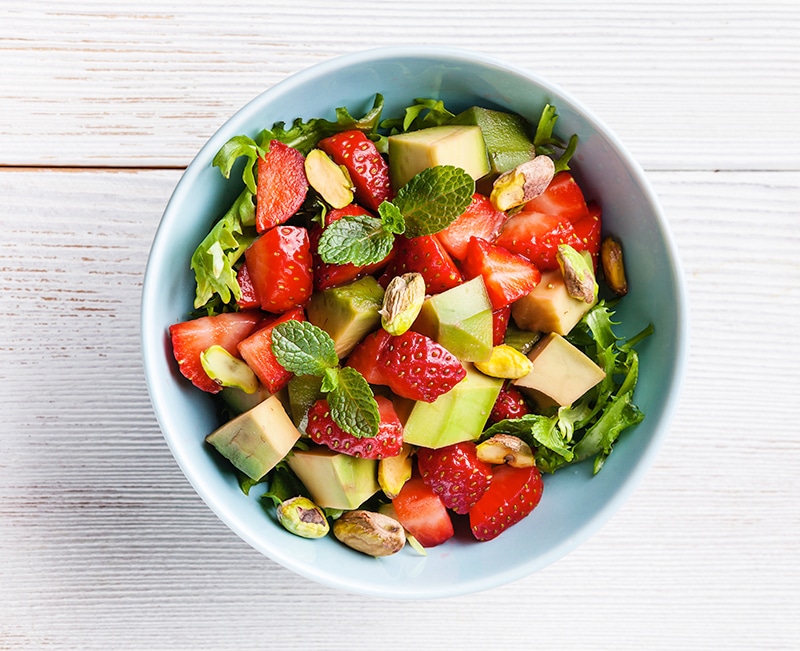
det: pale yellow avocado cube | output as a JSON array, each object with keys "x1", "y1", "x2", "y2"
[
  {"x1": 287, "y1": 446, "x2": 379, "y2": 510},
  {"x1": 514, "y1": 333, "x2": 606, "y2": 407},
  {"x1": 387, "y1": 125, "x2": 490, "y2": 190},
  {"x1": 511, "y1": 268, "x2": 595, "y2": 336}
]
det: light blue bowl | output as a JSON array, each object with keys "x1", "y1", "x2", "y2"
[{"x1": 141, "y1": 46, "x2": 688, "y2": 599}]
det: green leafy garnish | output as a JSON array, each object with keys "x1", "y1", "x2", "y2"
[
  {"x1": 270, "y1": 321, "x2": 380, "y2": 438},
  {"x1": 315, "y1": 213, "x2": 398, "y2": 267},
  {"x1": 190, "y1": 188, "x2": 257, "y2": 309},
  {"x1": 533, "y1": 103, "x2": 579, "y2": 174},
  {"x1": 212, "y1": 136, "x2": 265, "y2": 194},
  {"x1": 381, "y1": 97, "x2": 455, "y2": 134}
]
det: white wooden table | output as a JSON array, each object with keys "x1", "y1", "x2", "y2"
[{"x1": 2, "y1": 2, "x2": 799, "y2": 649}]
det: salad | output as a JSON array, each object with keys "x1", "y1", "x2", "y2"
[{"x1": 168, "y1": 94, "x2": 651, "y2": 556}]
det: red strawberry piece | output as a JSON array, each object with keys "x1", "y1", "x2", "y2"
[
  {"x1": 318, "y1": 130, "x2": 393, "y2": 212},
  {"x1": 378, "y1": 235, "x2": 463, "y2": 294},
  {"x1": 310, "y1": 203, "x2": 393, "y2": 291},
  {"x1": 235, "y1": 262, "x2": 260, "y2": 309},
  {"x1": 489, "y1": 383, "x2": 531, "y2": 424},
  {"x1": 169, "y1": 311, "x2": 262, "y2": 394},
  {"x1": 494, "y1": 209, "x2": 582, "y2": 271},
  {"x1": 492, "y1": 306, "x2": 512, "y2": 346},
  {"x1": 392, "y1": 475, "x2": 455, "y2": 547},
  {"x1": 572, "y1": 203, "x2": 602, "y2": 271},
  {"x1": 345, "y1": 328, "x2": 392, "y2": 385},
  {"x1": 461, "y1": 236, "x2": 542, "y2": 310},
  {"x1": 305, "y1": 395, "x2": 404, "y2": 459},
  {"x1": 469, "y1": 464, "x2": 544, "y2": 542},
  {"x1": 521, "y1": 171, "x2": 590, "y2": 224},
  {"x1": 436, "y1": 193, "x2": 508, "y2": 261},
  {"x1": 255, "y1": 140, "x2": 308, "y2": 233},
  {"x1": 245, "y1": 225, "x2": 313, "y2": 313},
  {"x1": 237, "y1": 306, "x2": 305, "y2": 393},
  {"x1": 417, "y1": 442, "x2": 493, "y2": 514}
]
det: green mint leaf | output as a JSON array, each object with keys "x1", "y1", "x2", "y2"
[
  {"x1": 191, "y1": 189, "x2": 257, "y2": 309},
  {"x1": 212, "y1": 135, "x2": 265, "y2": 194},
  {"x1": 321, "y1": 367, "x2": 339, "y2": 394},
  {"x1": 271, "y1": 321, "x2": 339, "y2": 376},
  {"x1": 378, "y1": 201, "x2": 405, "y2": 235},
  {"x1": 326, "y1": 367, "x2": 380, "y2": 439},
  {"x1": 316, "y1": 213, "x2": 395, "y2": 266},
  {"x1": 394, "y1": 165, "x2": 475, "y2": 238}
]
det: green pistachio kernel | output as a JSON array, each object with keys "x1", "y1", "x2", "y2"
[
  {"x1": 276, "y1": 496, "x2": 330, "y2": 539},
  {"x1": 557, "y1": 244, "x2": 598, "y2": 304},
  {"x1": 379, "y1": 272, "x2": 426, "y2": 336}
]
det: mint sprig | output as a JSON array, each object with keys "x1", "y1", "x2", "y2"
[
  {"x1": 316, "y1": 213, "x2": 399, "y2": 267},
  {"x1": 271, "y1": 321, "x2": 380, "y2": 438}
]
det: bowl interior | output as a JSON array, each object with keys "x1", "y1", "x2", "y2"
[{"x1": 141, "y1": 46, "x2": 688, "y2": 599}]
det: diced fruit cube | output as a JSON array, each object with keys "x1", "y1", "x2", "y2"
[
  {"x1": 489, "y1": 383, "x2": 531, "y2": 424},
  {"x1": 436, "y1": 193, "x2": 508, "y2": 261},
  {"x1": 235, "y1": 262, "x2": 260, "y2": 309},
  {"x1": 378, "y1": 443, "x2": 414, "y2": 499},
  {"x1": 392, "y1": 476, "x2": 455, "y2": 548},
  {"x1": 255, "y1": 140, "x2": 308, "y2": 233},
  {"x1": 417, "y1": 441, "x2": 493, "y2": 514},
  {"x1": 495, "y1": 209, "x2": 582, "y2": 272},
  {"x1": 521, "y1": 171, "x2": 590, "y2": 224},
  {"x1": 510, "y1": 267, "x2": 595, "y2": 336},
  {"x1": 469, "y1": 464, "x2": 544, "y2": 541},
  {"x1": 492, "y1": 306, "x2": 512, "y2": 346},
  {"x1": 379, "y1": 234, "x2": 463, "y2": 294},
  {"x1": 572, "y1": 203, "x2": 602, "y2": 270},
  {"x1": 513, "y1": 332, "x2": 606, "y2": 407}
]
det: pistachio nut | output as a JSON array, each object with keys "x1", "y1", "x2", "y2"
[
  {"x1": 379, "y1": 273, "x2": 426, "y2": 336},
  {"x1": 276, "y1": 496, "x2": 330, "y2": 539},
  {"x1": 474, "y1": 344, "x2": 534, "y2": 379},
  {"x1": 490, "y1": 155, "x2": 555, "y2": 212},
  {"x1": 476, "y1": 434, "x2": 537, "y2": 468},
  {"x1": 557, "y1": 244, "x2": 598, "y2": 304},
  {"x1": 200, "y1": 344, "x2": 259, "y2": 394},
  {"x1": 332, "y1": 509, "x2": 406, "y2": 557},
  {"x1": 600, "y1": 236, "x2": 628, "y2": 296},
  {"x1": 304, "y1": 148, "x2": 354, "y2": 209}
]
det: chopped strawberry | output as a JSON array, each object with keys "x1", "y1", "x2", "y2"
[
  {"x1": 318, "y1": 130, "x2": 393, "y2": 212},
  {"x1": 521, "y1": 171, "x2": 589, "y2": 224},
  {"x1": 572, "y1": 203, "x2": 602, "y2": 271},
  {"x1": 494, "y1": 210, "x2": 582, "y2": 271},
  {"x1": 237, "y1": 307, "x2": 305, "y2": 393},
  {"x1": 310, "y1": 204, "x2": 393, "y2": 291},
  {"x1": 417, "y1": 442, "x2": 493, "y2": 514},
  {"x1": 235, "y1": 262, "x2": 260, "y2": 309},
  {"x1": 436, "y1": 193, "x2": 508, "y2": 261},
  {"x1": 378, "y1": 235, "x2": 463, "y2": 294},
  {"x1": 255, "y1": 140, "x2": 308, "y2": 233},
  {"x1": 489, "y1": 383, "x2": 531, "y2": 424},
  {"x1": 392, "y1": 475, "x2": 455, "y2": 547},
  {"x1": 469, "y1": 464, "x2": 544, "y2": 541},
  {"x1": 306, "y1": 395, "x2": 403, "y2": 459},
  {"x1": 492, "y1": 306, "x2": 512, "y2": 346},
  {"x1": 461, "y1": 236, "x2": 542, "y2": 310},
  {"x1": 245, "y1": 225, "x2": 313, "y2": 314},
  {"x1": 349, "y1": 330, "x2": 466, "y2": 403},
  {"x1": 169, "y1": 311, "x2": 262, "y2": 394}
]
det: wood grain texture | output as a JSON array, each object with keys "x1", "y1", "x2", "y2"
[
  {"x1": 1, "y1": 168, "x2": 797, "y2": 649},
  {"x1": 2, "y1": 0, "x2": 799, "y2": 170}
]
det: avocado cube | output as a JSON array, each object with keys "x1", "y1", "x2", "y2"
[
  {"x1": 412, "y1": 276, "x2": 494, "y2": 362},
  {"x1": 387, "y1": 125, "x2": 490, "y2": 191},
  {"x1": 402, "y1": 363, "x2": 503, "y2": 449},
  {"x1": 287, "y1": 445, "x2": 380, "y2": 510},
  {"x1": 206, "y1": 394, "x2": 302, "y2": 481},
  {"x1": 450, "y1": 106, "x2": 536, "y2": 176},
  {"x1": 306, "y1": 276, "x2": 384, "y2": 359},
  {"x1": 514, "y1": 333, "x2": 606, "y2": 407},
  {"x1": 511, "y1": 268, "x2": 596, "y2": 336}
]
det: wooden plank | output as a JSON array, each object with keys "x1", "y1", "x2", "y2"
[
  {"x1": 1, "y1": 1, "x2": 799, "y2": 170},
  {"x1": 0, "y1": 167, "x2": 798, "y2": 649}
]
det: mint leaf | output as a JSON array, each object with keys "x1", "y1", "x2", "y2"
[
  {"x1": 394, "y1": 165, "x2": 475, "y2": 238},
  {"x1": 212, "y1": 135, "x2": 265, "y2": 194},
  {"x1": 378, "y1": 201, "x2": 405, "y2": 235},
  {"x1": 271, "y1": 321, "x2": 339, "y2": 376},
  {"x1": 326, "y1": 367, "x2": 380, "y2": 438},
  {"x1": 316, "y1": 213, "x2": 395, "y2": 266},
  {"x1": 191, "y1": 188, "x2": 257, "y2": 309},
  {"x1": 321, "y1": 367, "x2": 339, "y2": 394}
]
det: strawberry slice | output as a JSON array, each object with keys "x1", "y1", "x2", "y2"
[
  {"x1": 436, "y1": 193, "x2": 508, "y2": 261},
  {"x1": 169, "y1": 311, "x2": 262, "y2": 394},
  {"x1": 237, "y1": 307, "x2": 305, "y2": 393},
  {"x1": 306, "y1": 395, "x2": 404, "y2": 459},
  {"x1": 255, "y1": 140, "x2": 308, "y2": 233},
  {"x1": 349, "y1": 330, "x2": 466, "y2": 403},
  {"x1": 417, "y1": 442, "x2": 493, "y2": 514},
  {"x1": 488, "y1": 383, "x2": 531, "y2": 424},
  {"x1": 378, "y1": 235, "x2": 463, "y2": 294},
  {"x1": 392, "y1": 475, "x2": 455, "y2": 547},
  {"x1": 469, "y1": 464, "x2": 544, "y2": 541},
  {"x1": 318, "y1": 130, "x2": 393, "y2": 212},
  {"x1": 245, "y1": 225, "x2": 313, "y2": 314},
  {"x1": 461, "y1": 236, "x2": 542, "y2": 310},
  {"x1": 572, "y1": 203, "x2": 602, "y2": 270},
  {"x1": 492, "y1": 306, "x2": 512, "y2": 346},
  {"x1": 521, "y1": 171, "x2": 590, "y2": 224},
  {"x1": 235, "y1": 262, "x2": 260, "y2": 309},
  {"x1": 494, "y1": 210, "x2": 582, "y2": 271}
]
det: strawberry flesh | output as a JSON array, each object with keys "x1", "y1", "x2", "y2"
[
  {"x1": 378, "y1": 234, "x2": 463, "y2": 294},
  {"x1": 255, "y1": 140, "x2": 308, "y2": 233},
  {"x1": 417, "y1": 442, "x2": 493, "y2": 514},
  {"x1": 469, "y1": 464, "x2": 544, "y2": 542}
]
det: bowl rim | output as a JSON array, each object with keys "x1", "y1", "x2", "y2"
[{"x1": 141, "y1": 45, "x2": 690, "y2": 599}]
